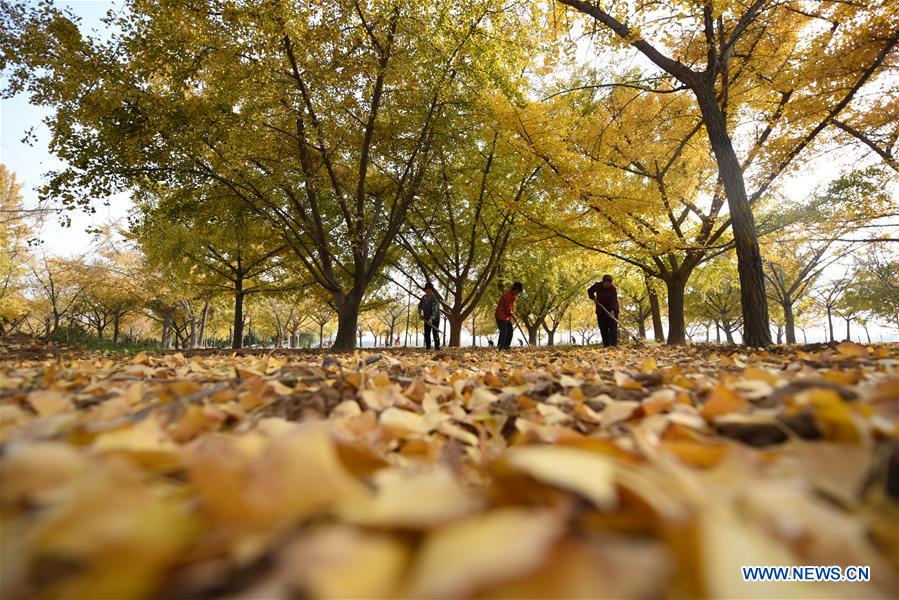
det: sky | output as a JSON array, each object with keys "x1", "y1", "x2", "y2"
[
  {"x1": 1, "y1": 1, "x2": 896, "y2": 343},
  {"x1": 1, "y1": 1, "x2": 128, "y2": 257}
]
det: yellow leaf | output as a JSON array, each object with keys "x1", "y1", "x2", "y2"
[
  {"x1": 0, "y1": 442, "x2": 85, "y2": 504},
  {"x1": 701, "y1": 385, "x2": 748, "y2": 420},
  {"x1": 614, "y1": 370, "x2": 642, "y2": 390},
  {"x1": 27, "y1": 390, "x2": 73, "y2": 417},
  {"x1": 379, "y1": 407, "x2": 436, "y2": 437},
  {"x1": 836, "y1": 341, "x2": 867, "y2": 358},
  {"x1": 168, "y1": 404, "x2": 226, "y2": 443},
  {"x1": 405, "y1": 508, "x2": 563, "y2": 598},
  {"x1": 802, "y1": 389, "x2": 859, "y2": 442},
  {"x1": 279, "y1": 527, "x2": 407, "y2": 599},
  {"x1": 238, "y1": 378, "x2": 275, "y2": 410},
  {"x1": 504, "y1": 445, "x2": 617, "y2": 509},
  {"x1": 92, "y1": 416, "x2": 181, "y2": 471},
  {"x1": 339, "y1": 466, "x2": 483, "y2": 528},
  {"x1": 188, "y1": 425, "x2": 367, "y2": 526}
]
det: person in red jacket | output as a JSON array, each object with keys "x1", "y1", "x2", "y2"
[
  {"x1": 588, "y1": 274, "x2": 619, "y2": 347},
  {"x1": 494, "y1": 282, "x2": 523, "y2": 349}
]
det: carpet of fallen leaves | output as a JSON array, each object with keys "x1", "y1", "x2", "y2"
[{"x1": 1, "y1": 336, "x2": 898, "y2": 599}]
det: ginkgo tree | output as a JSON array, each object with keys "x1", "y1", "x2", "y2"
[
  {"x1": 553, "y1": 0, "x2": 899, "y2": 346},
  {"x1": 0, "y1": 165, "x2": 32, "y2": 334},
  {"x1": 494, "y1": 88, "x2": 741, "y2": 345},
  {"x1": 132, "y1": 186, "x2": 294, "y2": 349},
  {"x1": 398, "y1": 117, "x2": 541, "y2": 347},
  {"x1": 763, "y1": 168, "x2": 893, "y2": 343},
  {"x1": 3, "y1": 0, "x2": 539, "y2": 350}
]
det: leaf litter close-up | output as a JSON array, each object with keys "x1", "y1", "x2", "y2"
[{"x1": 1, "y1": 339, "x2": 897, "y2": 599}]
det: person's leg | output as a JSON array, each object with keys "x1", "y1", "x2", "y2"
[
  {"x1": 504, "y1": 321, "x2": 513, "y2": 348},
  {"x1": 610, "y1": 318, "x2": 618, "y2": 346},
  {"x1": 424, "y1": 323, "x2": 432, "y2": 349},
  {"x1": 433, "y1": 322, "x2": 440, "y2": 350},
  {"x1": 497, "y1": 319, "x2": 509, "y2": 348},
  {"x1": 598, "y1": 313, "x2": 610, "y2": 347}
]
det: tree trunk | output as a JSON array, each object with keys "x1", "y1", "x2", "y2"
[
  {"x1": 319, "y1": 323, "x2": 325, "y2": 348},
  {"x1": 189, "y1": 313, "x2": 199, "y2": 349},
  {"x1": 715, "y1": 321, "x2": 721, "y2": 344},
  {"x1": 637, "y1": 319, "x2": 646, "y2": 339},
  {"x1": 198, "y1": 302, "x2": 208, "y2": 348},
  {"x1": 526, "y1": 324, "x2": 539, "y2": 346},
  {"x1": 863, "y1": 324, "x2": 871, "y2": 344},
  {"x1": 333, "y1": 294, "x2": 362, "y2": 351},
  {"x1": 545, "y1": 326, "x2": 557, "y2": 347},
  {"x1": 665, "y1": 277, "x2": 687, "y2": 345},
  {"x1": 113, "y1": 316, "x2": 121, "y2": 344},
  {"x1": 447, "y1": 314, "x2": 464, "y2": 347},
  {"x1": 232, "y1": 286, "x2": 245, "y2": 350},
  {"x1": 827, "y1": 307, "x2": 835, "y2": 342},
  {"x1": 725, "y1": 327, "x2": 735, "y2": 345},
  {"x1": 845, "y1": 317, "x2": 851, "y2": 341},
  {"x1": 782, "y1": 300, "x2": 797, "y2": 344},
  {"x1": 694, "y1": 84, "x2": 771, "y2": 347},
  {"x1": 162, "y1": 310, "x2": 172, "y2": 349}
]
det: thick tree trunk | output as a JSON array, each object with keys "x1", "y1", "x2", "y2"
[
  {"x1": 725, "y1": 327, "x2": 735, "y2": 345},
  {"x1": 526, "y1": 325, "x2": 539, "y2": 346},
  {"x1": 232, "y1": 286, "x2": 245, "y2": 350},
  {"x1": 782, "y1": 300, "x2": 797, "y2": 344},
  {"x1": 637, "y1": 319, "x2": 646, "y2": 339},
  {"x1": 113, "y1": 316, "x2": 121, "y2": 344},
  {"x1": 448, "y1": 314, "x2": 464, "y2": 347},
  {"x1": 694, "y1": 84, "x2": 771, "y2": 347},
  {"x1": 162, "y1": 310, "x2": 172, "y2": 349},
  {"x1": 333, "y1": 294, "x2": 362, "y2": 351},
  {"x1": 665, "y1": 277, "x2": 687, "y2": 345}
]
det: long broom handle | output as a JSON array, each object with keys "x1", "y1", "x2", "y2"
[{"x1": 511, "y1": 316, "x2": 531, "y2": 346}]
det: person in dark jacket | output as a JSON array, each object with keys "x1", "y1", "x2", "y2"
[
  {"x1": 494, "y1": 282, "x2": 523, "y2": 349},
  {"x1": 588, "y1": 274, "x2": 620, "y2": 347},
  {"x1": 418, "y1": 282, "x2": 441, "y2": 350}
]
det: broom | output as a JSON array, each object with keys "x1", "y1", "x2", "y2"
[{"x1": 596, "y1": 302, "x2": 642, "y2": 344}]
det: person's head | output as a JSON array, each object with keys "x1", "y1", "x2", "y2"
[
  {"x1": 511, "y1": 282, "x2": 523, "y2": 295},
  {"x1": 602, "y1": 274, "x2": 613, "y2": 287},
  {"x1": 424, "y1": 282, "x2": 434, "y2": 296}
]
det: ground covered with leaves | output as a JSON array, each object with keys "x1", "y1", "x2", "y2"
[{"x1": 1, "y1": 337, "x2": 897, "y2": 599}]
